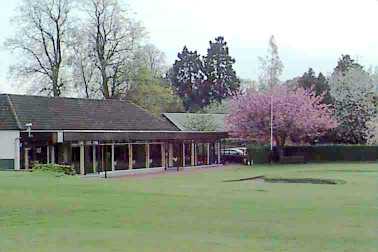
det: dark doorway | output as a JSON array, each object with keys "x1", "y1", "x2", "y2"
[
  {"x1": 184, "y1": 143, "x2": 192, "y2": 166},
  {"x1": 132, "y1": 144, "x2": 146, "y2": 169},
  {"x1": 114, "y1": 145, "x2": 129, "y2": 170},
  {"x1": 149, "y1": 144, "x2": 162, "y2": 168}
]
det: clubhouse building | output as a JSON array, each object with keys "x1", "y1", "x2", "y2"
[{"x1": 0, "y1": 94, "x2": 227, "y2": 175}]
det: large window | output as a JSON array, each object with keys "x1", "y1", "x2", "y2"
[
  {"x1": 98, "y1": 145, "x2": 112, "y2": 172},
  {"x1": 84, "y1": 146, "x2": 95, "y2": 174},
  {"x1": 149, "y1": 144, "x2": 162, "y2": 168},
  {"x1": 132, "y1": 144, "x2": 146, "y2": 169},
  {"x1": 196, "y1": 143, "x2": 208, "y2": 166},
  {"x1": 209, "y1": 143, "x2": 217, "y2": 165},
  {"x1": 184, "y1": 143, "x2": 192, "y2": 166},
  {"x1": 114, "y1": 145, "x2": 129, "y2": 170},
  {"x1": 72, "y1": 146, "x2": 80, "y2": 174},
  {"x1": 29, "y1": 146, "x2": 48, "y2": 165},
  {"x1": 172, "y1": 143, "x2": 182, "y2": 167}
]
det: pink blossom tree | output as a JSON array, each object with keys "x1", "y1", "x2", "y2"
[{"x1": 226, "y1": 86, "x2": 338, "y2": 151}]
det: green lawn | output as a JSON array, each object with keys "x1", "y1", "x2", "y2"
[{"x1": 0, "y1": 163, "x2": 377, "y2": 252}]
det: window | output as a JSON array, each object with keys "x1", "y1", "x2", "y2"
[
  {"x1": 132, "y1": 144, "x2": 146, "y2": 169},
  {"x1": 196, "y1": 143, "x2": 208, "y2": 166},
  {"x1": 209, "y1": 143, "x2": 217, "y2": 164},
  {"x1": 84, "y1": 146, "x2": 95, "y2": 174},
  {"x1": 184, "y1": 143, "x2": 192, "y2": 166},
  {"x1": 114, "y1": 145, "x2": 129, "y2": 170},
  {"x1": 149, "y1": 144, "x2": 162, "y2": 168}
]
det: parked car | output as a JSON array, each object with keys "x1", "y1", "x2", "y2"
[{"x1": 222, "y1": 147, "x2": 247, "y2": 164}]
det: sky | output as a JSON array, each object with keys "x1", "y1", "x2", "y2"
[{"x1": 1, "y1": 0, "x2": 378, "y2": 93}]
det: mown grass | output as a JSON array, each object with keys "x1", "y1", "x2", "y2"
[{"x1": 0, "y1": 163, "x2": 377, "y2": 252}]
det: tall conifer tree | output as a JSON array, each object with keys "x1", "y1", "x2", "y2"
[
  {"x1": 169, "y1": 47, "x2": 206, "y2": 111},
  {"x1": 203, "y1": 36, "x2": 240, "y2": 103}
]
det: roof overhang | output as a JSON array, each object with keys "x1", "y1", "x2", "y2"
[
  {"x1": 63, "y1": 131, "x2": 228, "y2": 142},
  {"x1": 20, "y1": 130, "x2": 228, "y2": 143}
]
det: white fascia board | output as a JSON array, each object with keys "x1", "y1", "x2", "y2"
[{"x1": 20, "y1": 130, "x2": 222, "y2": 133}]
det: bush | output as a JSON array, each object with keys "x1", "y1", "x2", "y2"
[
  {"x1": 247, "y1": 145, "x2": 271, "y2": 164},
  {"x1": 284, "y1": 145, "x2": 378, "y2": 162},
  {"x1": 279, "y1": 155, "x2": 305, "y2": 164},
  {"x1": 32, "y1": 164, "x2": 76, "y2": 175},
  {"x1": 247, "y1": 144, "x2": 378, "y2": 164}
]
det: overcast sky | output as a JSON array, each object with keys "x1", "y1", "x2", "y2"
[{"x1": 1, "y1": 0, "x2": 378, "y2": 93}]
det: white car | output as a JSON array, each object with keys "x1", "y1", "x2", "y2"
[
  {"x1": 222, "y1": 147, "x2": 248, "y2": 164},
  {"x1": 223, "y1": 147, "x2": 247, "y2": 156}
]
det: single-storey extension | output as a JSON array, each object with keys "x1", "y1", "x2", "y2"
[
  {"x1": 0, "y1": 94, "x2": 227, "y2": 175},
  {"x1": 162, "y1": 113, "x2": 226, "y2": 132}
]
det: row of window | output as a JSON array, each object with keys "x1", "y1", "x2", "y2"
[{"x1": 20, "y1": 142, "x2": 220, "y2": 174}]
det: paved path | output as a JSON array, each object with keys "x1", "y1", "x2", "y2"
[{"x1": 111, "y1": 165, "x2": 237, "y2": 181}]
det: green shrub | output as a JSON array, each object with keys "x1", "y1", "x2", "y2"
[
  {"x1": 247, "y1": 145, "x2": 271, "y2": 164},
  {"x1": 247, "y1": 144, "x2": 378, "y2": 164},
  {"x1": 32, "y1": 164, "x2": 76, "y2": 175},
  {"x1": 284, "y1": 145, "x2": 378, "y2": 162}
]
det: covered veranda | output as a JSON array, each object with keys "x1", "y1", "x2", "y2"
[{"x1": 20, "y1": 131, "x2": 227, "y2": 175}]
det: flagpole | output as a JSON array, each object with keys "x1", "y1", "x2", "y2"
[{"x1": 270, "y1": 94, "x2": 273, "y2": 151}]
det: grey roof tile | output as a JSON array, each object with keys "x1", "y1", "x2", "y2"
[
  {"x1": 0, "y1": 94, "x2": 19, "y2": 130},
  {"x1": 2, "y1": 94, "x2": 178, "y2": 131},
  {"x1": 163, "y1": 113, "x2": 226, "y2": 132}
]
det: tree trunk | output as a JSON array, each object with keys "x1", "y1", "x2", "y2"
[
  {"x1": 52, "y1": 66, "x2": 60, "y2": 97},
  {"x1": 101, "y1": 67, "x2": 110, "y2": 99}
]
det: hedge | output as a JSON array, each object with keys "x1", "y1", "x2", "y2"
[
  {"x1": 247, "y1": 145, "x2": 378, "y2": 164},
  {"x1": 284, "y1": 145, "x2": 378, "y2": 162},
  {"x1": 247, "y1": 145, "x2": 272, "y2": 164},
  {"x1": 32, "y1": 164, "x2": 76, "y2": 175}
]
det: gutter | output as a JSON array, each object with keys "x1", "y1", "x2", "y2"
[{"x1": 20, "y1": 129, "x2": 227, "y2": 134}]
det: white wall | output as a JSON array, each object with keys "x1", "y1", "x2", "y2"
[{"x1": 0, "y1": 131, "x2": 20, "y2": 170}]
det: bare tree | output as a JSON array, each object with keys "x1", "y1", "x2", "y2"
[
  {"x1": 5, "y1": 0, "x2": 73, "y2": 96},
  {"x1": 122, "y1": 44, "x2": 168, "y2": 90},
  {"x1": 83, "y1": 0, "x2": 145, "y2": 99},
  {"x1": 258, "y1": 35, "x2": 284, "y2": 91},
  {"x1": 135, "y1": 44, "x2": 167, "y2": 78},
  {"x1": 71, "y1": 28, "x2": 99, "y2": 98}
]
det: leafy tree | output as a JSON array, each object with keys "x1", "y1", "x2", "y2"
[
  {"x1": 226, "y1": 86, "x2": 338, "y2": 151},
  {"x1": 368, "y1": 66, "x2": 378, "y2": 108},
  {"x1": 367, "y1": 115, "x2": 378, "y2": 144},
  {"x1": 258, "y1": 35, "x2": 283, "y2": 90},
  {"x1": 295, "y1": 68, "x2": 333, "y2": 104},
  {"x1": 201, "y1": 100, "x2": 230, "y2": 114},
  {"x1": 368, "y1": 68, "x2": 378, "y2": 144},
  {"x1": 125, "y1": 44, "x2": 168, "y2": 91},
  {"x1": 133, "y1": 44, "x2": 167, "y2": 78},
  {"x1": 240, "y1": 79, "x2": 258, "y2": 93},
  {"x1": 169, "y1": 46, "x2": 206, "y2": 111},
  {"x1": 5, "y1": 0, "x2": 74, "y2": 96},
  {"x1": 126, "y1": 67, "x2": 184, "y2": 115},
  {"x1": 203, "y1": 36, "x2": 240, "y2": 103},
  {"x1": 329, "y1": 67, "x2": 376, "y2": 144},
  {"x1": 183, "y1": 114, "x2": 217, "y2": 131},
  {"x1": 334, "y1": 54, "x2": 363, "y2": 74},
  {"x1": 317, "y1": 73, "x2": 330, "y2": 98}
]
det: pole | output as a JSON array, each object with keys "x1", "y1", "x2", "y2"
[
  {"x1": 270, "y1": 94, "x2": 273, "y2": 151},
  {"x1": 102, "y1": 145, "x2": 107, "y2": 179}
]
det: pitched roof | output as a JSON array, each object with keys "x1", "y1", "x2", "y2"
[
  {"x1": 0, "y1": 94, "x2": 178, "y2": 131},
  {"x1": 163, "y1": 113, "x2": 226, "y2": 132},
  {"x1": 0, "y1": 94, "x2": 20, "y2": 130}
]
